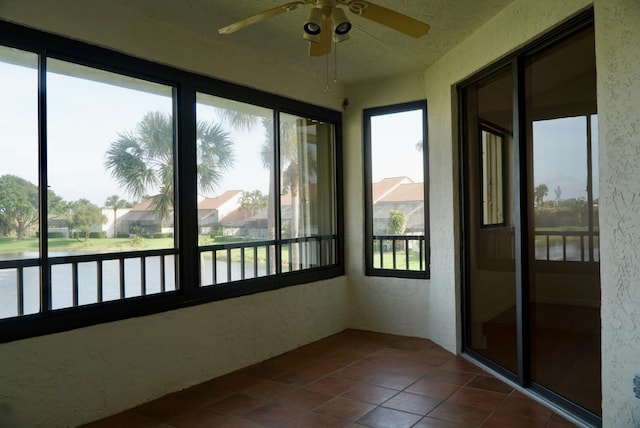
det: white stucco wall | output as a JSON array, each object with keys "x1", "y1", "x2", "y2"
[
  {"x1": 343, "y1": 72, "x2": 433, "y2": 342},
  {"x1": 0, "y1": 2, "x2": 349, "y2": 427},
  {"x1": 0, "y1": 279, "x2": 348, "y2": 427},
  {"x1": 595, "y1": 1, "x2": 640, "y2": 426}
]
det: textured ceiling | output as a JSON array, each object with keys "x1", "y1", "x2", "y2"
[{"x1": 106, "y1": 0, "x2": 514, "y2": 84}]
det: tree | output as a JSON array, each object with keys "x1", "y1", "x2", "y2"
[
  {"x1": 47, "y1": 189, "x2": 68, "y2": 216},
  {"x1": 217, "y1": 109, "x2": 317, "y2": 268},
  {"x1": 388, "y1": 210, "x2": 407, "y2": 235},
  {"x1": 0, "y1": 175, "x2": 39, "y2": 240},
  {"x1": 534, "y1": 184, "x2": 548, "y2": 208},
  {"x1": 105, "y1": 111, "x2": 235, "y2": 224},
  {"x1": 104, "y1": 195, "x2": 131, "y2": 237},
  {"x1": 239, "y1": 190, "x2": 268, "y2": 216},
  {"x1": 68, "y1": 199, "x2": 106, "y2": 241},
  {"x1": 553, "y1": 185, "x2": 562, "y2": 207}
]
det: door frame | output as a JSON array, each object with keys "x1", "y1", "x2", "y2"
[{"x1": 458, "y1": 9, "x2": 600, "y2": 427}]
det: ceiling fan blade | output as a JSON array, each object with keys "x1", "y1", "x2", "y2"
[
  {"x1": 344, "y1": 0, "x2": 430, "y2": 38},
  {"x1": 309, "y1": 18, "x2": 332, "y2": 56},
  {"x1": 219, "y1": 1, "x2": 309, "y2": 35}
]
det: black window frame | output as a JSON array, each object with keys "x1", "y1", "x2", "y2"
[
  {"x1": 363, "y1": 100, "x2": 430, "y2": 279},
  {"x1": 0, "y1": 20, "x2": 344, "y2": 343}
]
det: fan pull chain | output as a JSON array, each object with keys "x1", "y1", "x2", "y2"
[
  {"x1": 333, "y1": 42, "x2": 339, "y2": 83},
  {"x1": 325, "y1": 50, "x2": 330, "y2": 91}
]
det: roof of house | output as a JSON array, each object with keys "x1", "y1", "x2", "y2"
[
  {"x1": 198, "y1": 190, "x2": 242, "y2": 210},
  {"x1": 371, "y1": 177, "x2": 414, "y2": 203},
  {"x1": 378, "y1": 182, "x2": 424, "y2": 203}
]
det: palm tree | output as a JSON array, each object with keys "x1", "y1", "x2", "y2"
[
  {"x1": 218, "y1": 109, "x2": 312, "y2": 269},
  {"x1": 534, "y1": 184, "x2": 548, "y2": 208},
  {"x1": 105, "y1": 111, "x2": 234, "y2": 225},
  {"x1": 104, "y1": 195, "x2": 130, "y2": 238}
]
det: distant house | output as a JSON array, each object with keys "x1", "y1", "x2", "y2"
[
  {"x1": 117, "y1": 199, "x2": 173, "y2": 236},
  {"x1": 197, "y1": 190, "x2": 243, "y2": 235},
  {"x1": 47, "y1": 217, "x2": 70, "y2": 238},
  {"x1": 218, "y1": 192, "x2": 292, "y2": 238},
  {"x1": 101, "y1": 207, "x2": 131, "y2": 238},
  {"x1": 371, "y1": 177, "x2": 425, "y2": 235}
]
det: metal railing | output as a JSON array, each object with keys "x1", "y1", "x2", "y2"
[
  {"x1": 198, "y1": 235, "x2": 337, "y2": 286},
  {"x1": 478, "y1": 227, "x2": 599, "y2": 263},
  {"x1": 534, "y1": 230, "x2": 599, "y2": 262},
  {"x1": 0, "y1": 249, "x2": 177, "y2": 319},
  {"x1": 372, "y1": 235, "x2": 427, "y2": 271}
]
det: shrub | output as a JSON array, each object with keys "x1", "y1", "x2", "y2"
[{"x1": 153, "y1": 232, "x2": 173, "y2": 239}]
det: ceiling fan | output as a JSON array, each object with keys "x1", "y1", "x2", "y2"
[{"x1": 218, "y1": 0, "x2": 430, "y2": 57}]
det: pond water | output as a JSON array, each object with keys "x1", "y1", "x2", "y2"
[{"x1": 0, "y1": 250, "x2": 276, "y2": 320}]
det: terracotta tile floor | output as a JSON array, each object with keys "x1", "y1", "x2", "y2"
[{"x1": 83, "y1": 330, "x2": 578, "y2": 428}]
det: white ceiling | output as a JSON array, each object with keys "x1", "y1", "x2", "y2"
[{"x1": 106, "y1": 0, "x2": 514, "y2": 85}]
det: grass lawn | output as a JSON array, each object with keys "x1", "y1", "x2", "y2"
[
  {"x1": 373, "y1": 250, "x2": 425, "y2": 271},
  {"x1": 0, "y1": 236, "x2": 174, "y2": 254}
]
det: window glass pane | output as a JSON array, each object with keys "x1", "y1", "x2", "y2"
[
  {"x1": 280, "y1": 113, "x2": 336, "y2": 272},
  {"x1": 196, "y1": 94, "x2": 275, "y2": 285},
  {"x1": 0, "y1": 46, "x2": 40, "y2": 319},
  {"x1": 46, "y1": 59, "x2": 176, "y2": 309},
  {"x1": 526, "y1": 25, "x2": 600, "y2": 414},
  {"x1": 368, "y1": 107, "x2": 426, "y2": 273},
  {"x1": 47, "y1": 59, "x2": 175, "y2": 249},
  {"x1": 0, "y1": 47, "x2": 39, "y2": 256},
  {"x1": 463, "y1": 66, "x2": 517, "y2": 373}
]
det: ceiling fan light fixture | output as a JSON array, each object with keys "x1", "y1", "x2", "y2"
[
  {"x1": 331, "y1": 7, "x2": 351, "y2": 35},
  {"x1": 303, "y1": 7, "x2": 323, "y2": 35}
]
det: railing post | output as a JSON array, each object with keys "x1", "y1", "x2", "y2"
[{"x1": 17, "y1": 267, "x2": 25, "y2": 316}]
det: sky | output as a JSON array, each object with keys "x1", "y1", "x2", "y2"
[
  {"x1": 370, "y1": 109, "x2": 425, "y2": 184},
  {"x1": 533, "y1": 115, "x2": 599, "y2": 201},
  {"x1": 0, "y1": 51, "x2": 272, "y2": 208}
]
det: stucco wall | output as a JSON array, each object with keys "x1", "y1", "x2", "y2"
[
  {"x1": 0, "y1": 279, "x2": 348, "y2": 427},
  {"x1": 343, "y1": 72, "x2": 432, "y2": 341},
  {"x1": 595, "y1": 1, "x2": 640, "y2": 426}
]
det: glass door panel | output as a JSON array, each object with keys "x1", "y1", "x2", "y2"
[
  {"x1": 463, "y1": 66, "x2": 518, "y2": 373},
  {"x1": 525, "y1": 26, "x2": 600, "y2": 415}
]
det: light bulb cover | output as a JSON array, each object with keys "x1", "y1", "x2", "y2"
[
  {"x1": 331, "y1": 8, "x2": 351, "y2": 35},
  {"x1": 303, "y1": 7, "x2": 323, "y2": 35}
]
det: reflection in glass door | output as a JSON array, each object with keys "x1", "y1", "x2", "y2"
[
  {"x1": 462, "y1": 66, "x2": 518, "y2": 374},
  {"x1": 526, "y1": 26, "x2": 600, "y2": 415},
  {"x1": 462, "y1": 17, "x2": 600, "y2": 421}
]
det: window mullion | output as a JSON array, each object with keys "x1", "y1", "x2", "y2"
[
  {"x1": 273, "y1": 110, "x2": 282, "y2": 275},
  {"x1": 176, "y1": 84, "x2": 198, "y2": 296},
  {"x1": 38, "y1": 52, "x2": 51, "y2": 314}
]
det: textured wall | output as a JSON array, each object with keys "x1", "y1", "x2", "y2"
[
  {"x1": 0, "y1": 278, "x2": 348, "y2": 427},
  {"x1": 595, "y1": 0, "x2": 640, "y2": 426},
  {"x1": 343, "y1": 72, "x2": 432, "y2": 340}
]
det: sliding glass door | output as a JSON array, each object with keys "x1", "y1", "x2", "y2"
[{"x1": 461, "y1": 13, "x2": 600, "y2": 423}]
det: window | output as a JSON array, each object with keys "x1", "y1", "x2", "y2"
[
  {"x1": 195, "y1": 97, "x2": 338, "y2": 286},
  {"x1": 363, "y1": 101, "x2": 429, "y2": 278},
  {"x1": 0, "y1": 20, "x2": 342, "y2": 342},
  {"x1": 480, "y1": 126, "x2": 505, "y2": 226}
]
